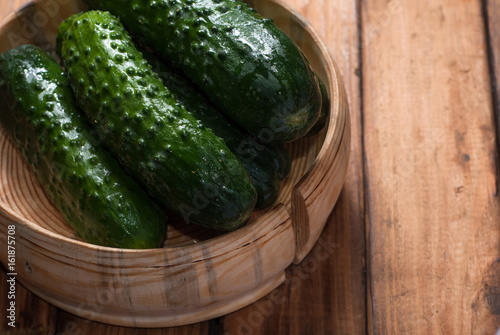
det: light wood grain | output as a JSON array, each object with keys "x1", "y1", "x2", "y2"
[{"x1": 362, "y1": 0, "x2": 500, "y2": 333}]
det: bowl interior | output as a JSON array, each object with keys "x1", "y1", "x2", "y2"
[{"x1": 0, "y1": 0, "x2": 330, "y2": 249}]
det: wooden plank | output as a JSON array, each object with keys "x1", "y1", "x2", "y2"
[
  {"x1": 0, "y1": 266, "x2": 57, "y2": 333},
  {"x1": 487, "y1": 0, "x2": 500, "y2": 158},
  {"x1": 220, "y1": 0, "x2": 366, "y2": 333},
  {"x1": 55, "y1": 310, "x2": 213, "y2": 335},
  {"x1": 362, "y1": 0, "x2": 500, "y2": 334},
  {"x1": 483, "y1": 0, "x2": 500, "y2": 327}
]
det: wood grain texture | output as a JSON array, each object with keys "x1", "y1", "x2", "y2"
[
  {"x1": 54, "y1": 310, "x2": 214, "y2": 335},
  {"x1": 487, "y1": 0, "x2": 500, "y2": 159},
  {"x1": 0, "y1": 265, "x2": 57, "y2": 334},
  {"x1": 362, "y1": 0, "x2": 500, "y2": 333}
]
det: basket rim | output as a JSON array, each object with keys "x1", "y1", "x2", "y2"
[{"x1": 0, "y1": 0, "x2": 346, "y2": 257}]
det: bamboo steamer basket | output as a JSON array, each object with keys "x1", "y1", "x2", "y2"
[{"x1": 0, "y1": 0, "x2": 350, "y2": 327}]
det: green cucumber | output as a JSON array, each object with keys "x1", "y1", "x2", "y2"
[
  {"x1": 86, "y1": 0, "x2": 322, "y2": 143},
  {"x1": 145, "y1": 52, "x2": 291, "y2": 208},
  {"x1": 273, "y1": 141, "x2": 291, "y2": 179},
  {"x1": 58, "y1": 11, "x2": 257, "y2": 231},
  {"x1": 0, "y1": 45, "x2": 166, "y2": 249},
  {"x1": 306, "y1": 75, "x2": 329, "y2": 136}
]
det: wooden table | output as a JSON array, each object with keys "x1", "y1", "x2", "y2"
[{"x1": 1, "y1": 0, "x2": 500, "y2": 333}]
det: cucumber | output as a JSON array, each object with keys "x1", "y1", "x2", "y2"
[
  {"x1": 58, "y1": 11, "x2": 257, "y2": 231},
  {"x1": 306, "y1": 75, "x2": 329, "y2": 136},
  {"x1": 144, "y1": 52, "x2": 291, "y2": 208},
  {"x1": 273, "y1": 141, "x2": 292, "y2": 180},
  {"x1": 86, "y1": 0, "x2": 322, "y2": 143},
  {"x1": 0, "y1": 45, "x2": 166, "y2": 249}
]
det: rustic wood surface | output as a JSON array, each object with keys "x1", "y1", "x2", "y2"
[
  {"x1": 362, "y1": 0, "x2": 500, "y2": 334},
  {"x1": 487, "y1": 0, "x2": 500, "y2": 158},
  {"x1": 0, "y1": 0, "x2": 499, "y2": 335}
]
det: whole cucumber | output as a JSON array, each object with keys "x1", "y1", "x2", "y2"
[
  {"x1": 58, "y1": 11, "x2": 257, "y2": 231},
  {"x1": 0, "y1": 45, "x2": 166, "y2": 249},
  {"x1": 144, "y1": 52, "x2": 291, "y2": 208},
  {"x1": 86, "y1": 0, "x2": 322, "y2": 143}
]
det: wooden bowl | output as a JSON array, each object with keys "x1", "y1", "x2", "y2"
[{"x1": 0, "y1": 0, "x2": 350, "y2": 328}]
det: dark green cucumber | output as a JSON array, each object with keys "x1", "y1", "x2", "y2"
[
  {"x1": 145, "y1": 52, "x2": 291, "y2": 208},
  {"x1": 58, "y1": 11, "x2": 257, "y2": 231},
  {"x1": 273, "y1": 141, "x2": 291, "y2": 180},
  {"x1": 86, "y1": 0, "x2": 322, "y2": 143},
  {"x1": 306, "y1": 75, "x2": 329, "y2": 136},
  {"x1": 0, "y1": 45, "x2": 166, "y2": 249}
]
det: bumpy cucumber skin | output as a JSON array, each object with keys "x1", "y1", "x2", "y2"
[
  {"x1": 86, "y1": 0, "x2": 322, "y2": 143},
  {"x1": 145, "y1": 52, "x2": 291, "y2": 208},
  {"x1": 56, "y1": 12, "x2": 84, "y2": 57},
  {"x1": 0, "y1": 45, "x2": 166, "y2": 249},
  {"x1": 58, "y1": 11, "x2": 257, "y2": 231}
]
